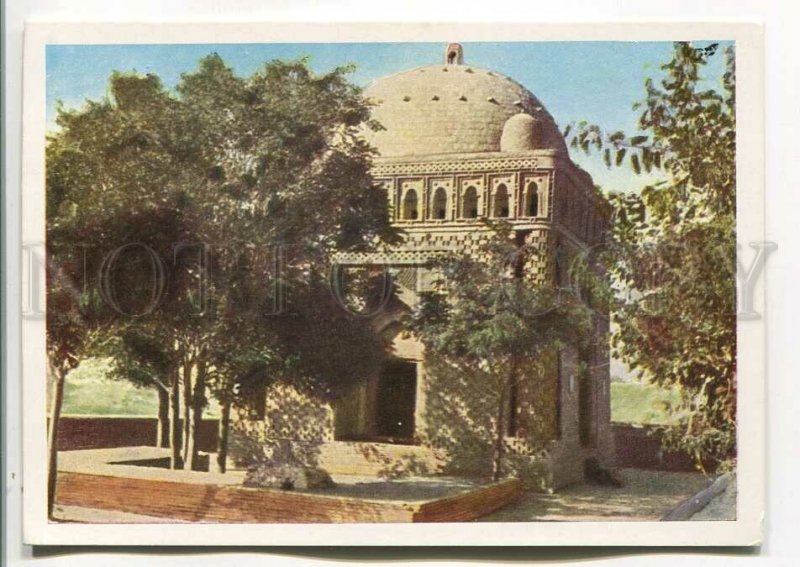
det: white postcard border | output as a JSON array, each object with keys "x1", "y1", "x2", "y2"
[{"x1": 21, "y1": 21, "x2": 764, "y2": 546}]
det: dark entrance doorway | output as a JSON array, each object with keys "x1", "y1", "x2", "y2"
[{"x1": 374, "y1": 359, "x2": 417, "y2": 441}]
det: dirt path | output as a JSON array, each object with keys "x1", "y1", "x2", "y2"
[{"x1": 478, "y1": 468, "x2": 713, "y2": 522}]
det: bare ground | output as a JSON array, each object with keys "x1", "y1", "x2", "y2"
[
  {"x1": 478, "y1": 468, "x2": 714, "y2": 522},
  {"x1": 54, "y1": 448, "x2": 726, "y2": 522}
]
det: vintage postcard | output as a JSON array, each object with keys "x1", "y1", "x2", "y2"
[{"x1": 21, "y1": 22, "x2": 764, "y2": 546}]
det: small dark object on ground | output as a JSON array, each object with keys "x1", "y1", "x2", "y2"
[{"x1": 585, "y1": 457, "x2": 624, "y2": 487}]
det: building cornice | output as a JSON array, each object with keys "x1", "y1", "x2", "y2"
[{"x1": 371, "y1": 151, "x2": 559, "y2": 177}]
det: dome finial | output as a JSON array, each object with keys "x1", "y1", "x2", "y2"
[{"x1": 445, "y1": 43, "x2": 464, "y2": 65}]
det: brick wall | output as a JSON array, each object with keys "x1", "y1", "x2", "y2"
[
  {"x1": 56, "y1": 472, "x2": 521, "y2": 523},
  {"x1": 56, "y1": 472, "x2": 412, "y2": 523},
  {"x1": 55, "y1": 417, "x2": 219, "y2": 452},
  {"x1": 612, "y1": 423, "x2": 711, "y2": 472}
]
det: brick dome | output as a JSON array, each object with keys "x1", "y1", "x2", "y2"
[
  {"x1": 363, "y1": 49, "x2": 566, "y2": 158},
  {"x1": 500, "y1": 112, "x2": 537, "y2": 152}
]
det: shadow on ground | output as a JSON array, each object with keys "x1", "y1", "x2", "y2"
[{"x1": 478, "y1": 468, "x2": 713, "y2": 521}]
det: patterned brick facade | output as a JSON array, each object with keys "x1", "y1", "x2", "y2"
[{"x1": 232, "y1": 44, "x2": 614, "y2": 491}]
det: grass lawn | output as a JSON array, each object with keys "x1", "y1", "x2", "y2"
[
  {"x1": 57, "y1": 357, "x2": 220, "y2": 418},
  {"x1": 610, "y1": 381, "x2": 681, "y2": 425}
]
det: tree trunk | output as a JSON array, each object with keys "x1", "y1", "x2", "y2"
[
  {"x1": 156, "y1": 385, "x2": 170, "y2": 448},
  {"x1": 491, "y1": 380, "x2": 507, "y2": 483},
  {"x1": 47, "y1": 367, "x2": 66, "y2": 519},
  {"x1": 181, "y1": 362, "x2": 192, "y2": 467},
  {"x1": 169, "y1": 373, "x2": 183, "y2": 469},
  {"x1": 216, "y1": 398, "x2": 232, "y2": 473},
  {"x1": 187, "y1": 362, "x2": 206, "y2": 471}
]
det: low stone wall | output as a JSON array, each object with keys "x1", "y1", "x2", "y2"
[
  {"x1": 56, "y1": 472, "x2": 413, "y2": 523},
  {"x1": 413, "y1": 478, "x2": 522, "y2": 522},
  {"x1": 55, "y1": 416, "x2": 218, "y2": 453},
  {"x1": 55, "y1": 470, "x2": 522, "y2": 523},
  {"x1": 612, "y1": 423, "x2": 706, "y2": 472}
]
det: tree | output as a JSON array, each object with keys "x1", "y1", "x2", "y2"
[
  {"x1": 219, "y1": 263, "x2": 392, "y2": 473},
  {"x1": 44, "y1": 248, "x2": 93, "y2": 518},
  {"x1": 566, "y1": 42, "x2": 736, "y2": 468},
  {"x1": 207, "y1": 339, "x2": 279, "y2": 474},
  {"x1": 410, "y1": 226, "x2": 593, "y2": 481},
  {"x1": 46, "y1": 80, "x2": 184, "y2": 508},
  {"x1": 165, "y1": 54, "x2": 398, "y2": 470},
  {"x1": 47, "y1": 69, "x2": 192, "y2": 467},
  {"x1": 99, "y1": 325, "x2": 174, "y2": 448},
  {"x1": 46, "y1": 54, "x2": 398, "y2": 475}
]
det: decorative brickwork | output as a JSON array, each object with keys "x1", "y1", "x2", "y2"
[
  {"x1": 234, "y1": 43, "x2": 613, "y2": 491},
  {"x1": 372, "y1": 155, "x2": 546, "y2": 177}
]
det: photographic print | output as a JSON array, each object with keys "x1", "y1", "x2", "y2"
[{"x1": 21, "y1": 22, "x2": 764, "y2": 546}]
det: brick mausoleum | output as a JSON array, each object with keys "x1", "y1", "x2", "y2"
[{"x1": 232, "y1": 43, "x2": 614, "y2": 490}]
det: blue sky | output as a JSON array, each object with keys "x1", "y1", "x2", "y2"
[{"x1": 46, "y1": 41, "x2": 732, "y2": 193}]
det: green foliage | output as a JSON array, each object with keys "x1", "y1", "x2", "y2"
[
  {"x1": 565, "y1": 43, "x2": 737, "y2": 467},
  {"x1": 59, "y1": 358, "x2": 225, "y2": 417},
  {"x1": 47, "y1": 54, "x2": 398, "y2": 462},
  {"x1": 96, "y1": 325, "x2": 173, "y2": 391},
  {"x1": 410, "y1": 225, "x2": 594, "y2": 479},
  {"x1": 610, "y1": 382, "x2": 681, "y2": 426},
  {"x1": 411, "y1": 226, "x2": 592, "y2": 366}
]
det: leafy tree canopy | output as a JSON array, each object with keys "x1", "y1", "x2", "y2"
[
  {"x1": 566, "y1": 42, "x2": 736, "y2": 467},
  {"x1": 46, "y1": 53, "x2": 398, "y2": 471},
  {"x1": 410, "y1": 224, "x2": 595, "y2": 480}
]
